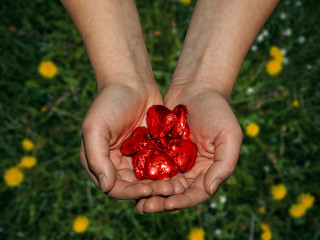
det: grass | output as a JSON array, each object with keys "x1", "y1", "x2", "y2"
[{"x1": 0, "y1": 0, "x2": 319, "y2": 239}]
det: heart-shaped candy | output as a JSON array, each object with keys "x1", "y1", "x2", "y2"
[
  {"x1": 132, "y1": 143, "x2": 155, "y2": 180},
  {"x1": 145, "y1": 149, "x2": 179, "y2": 180},
  {"x1": 120, "y1": 126, "x2": 150, "y2": 155},
  {"x1": 167, "y1": 139, "x2": 197, "y2": 173},
  {"x1": 146, "y1": 105, "x2": 177, "y2": 139},
  {"x1": 168, "y1": 104, "x2": 188, "y2": 138}
]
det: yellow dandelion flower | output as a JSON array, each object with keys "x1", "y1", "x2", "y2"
[
  {"x1": 3, "y1": 167, "x2": 24, "y2": 187},
  {"x1": 22, "y1": 138, "x2": 35, "y2": 151},
  {"x1": 292, "y1": 100, "x2": 300, "y2": 108},
  {"x1": 188, "y1": 227, "x2": 205, "y2": 240},
  {"x1": 258, "y1": 206, "x2": 266, "y2": 214},
  {"x1": 227, "y1": 178, "x2": 236, "y2": 184},
  {"x1": 180, "y1": 0, "x2": 191, "y2": 5},
  {"x1": 270, "y1": 184, "x2": 287, "y2": 200},
  {"x1": 246, "y1": 123, "x2": 260, "y2": 137},
  {"x1": 18, "y1": 156, "x2": 37, "y2": 168},
  {"x1": 260, "y1": 223, "x2": 270, "y2": 232},
  {"x1": 73, "y1": 216, "x2": 89, "y2": 234},
  {"x1": 41, "y1": 106, "x2": 48, "y2": 112},
  {"x1": 38, "y1": 61, "x2": 58, "y2": 78},
  {"x1": 298, "y1": 193, "x2": 315, "y2": 209},
  {"x1": 261, "y1": 230, "x2": 272, "y2": 240},
  {"x1": 270, "y1": 46, "x2": 284, "y2": 63},
  {"x1": 266, "y1": 60, "x2": 282, "y2": 76},
  {"x1": 289, "y1": 203, "x2": 306, "y2": 218}
]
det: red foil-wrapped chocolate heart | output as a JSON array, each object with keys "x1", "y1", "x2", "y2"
[
  {"x1": 132, "y1": 143, "x2": 155, "y2": 180},
  {"x1": 181, "y1": 123, "x2": 191, "y2": 141},
  {"x1": 145, "y1": 149, "x2": 179, "y2": 180},
  {"x1": 167, "y1": 139, "x2": 197, "y2": 173},
  {"x1": 146, "y1": 105, "x2": 177, "y2": 139},
  {"x1": 120, "y1": 126, "x2": 150, "y2": 155},
  {"x1": 168, "y1": 104, "x2": 187, "y2": 138},
  {"x1": 120, "y1": 104, "x2": 197, "y2": 181}
]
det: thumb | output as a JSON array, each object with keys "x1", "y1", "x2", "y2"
[
  {"x1": 81, "y1": 123, "x2": 116, "y2": 193},
  {"x1": 204, "y1": 129, "x2": 242, "y2": 196}
]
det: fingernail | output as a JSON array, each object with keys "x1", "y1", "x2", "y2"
[
  {"x1": 99, "y1": 174, "x2": 108, "y2": 192},
  {"x1": 210, "y1": 178, "x2": 221, "y2": 195}
]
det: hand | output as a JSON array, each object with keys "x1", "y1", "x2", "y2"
[
  {"x1": 136, "y1": 81, "x2": 242, "y2": 213},
  {"x1": 80, "y1": 79, "x2": 188, "y2": 200}
]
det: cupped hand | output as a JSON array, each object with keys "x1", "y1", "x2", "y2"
[
  {"x1": 80, "y1": 79, "x2": 189, "y2": 200},
  {"x1": 136, "y1": 82, "x2": 243, "y2": 213}
]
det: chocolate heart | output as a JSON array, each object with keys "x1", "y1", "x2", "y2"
[
  {"x1": 120, "y1": 126, "x2": 150, "y2": 155},
  {"x1": 132, "y1": 143, "x2": 155, "y2": 180},
  {"x1": 168, "y1": 104, "x2": 188, "y2": 138},
  {"x1": 145, "y1": 149, "x2": 179, "y2": 180},
  {"x1": 146, "y1": 105, "x2": 177, "y2": 139},
  {"x1": 167, "y1": 139, "x2": 197, "y2": 173},
  {"x1": 181, "y1": 123, "x2": 191, "y2": 141}
]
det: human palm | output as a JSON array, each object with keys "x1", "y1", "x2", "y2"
[
  {"x1": 136, "y1": 83, "x2": 243, "y2": 212},
  {"x1": 80, "y1": 81, "x2": 188, "y2": 199}
]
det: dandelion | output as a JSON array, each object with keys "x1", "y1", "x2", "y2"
[
  {"x1": 38, "y1": 61, "x2": 58, "y2": 78},
  {"x1": 298, "y1": 193, "x2": 315, "y2": 209},
  {"x1": 258, "y1": 206, "x2": 266, "y2": 214},
  {"x1": 18, "y1": 156, "x2": 37, "y2": 168},
  {"x1": 180, "y1": 0, "x2": 191, "y2": 5},
  {"x1": 266, "y1": 60, "x2": 282, "y2": 75},
  {"x1": 260, "y1": 223, "x2": 270, "y2": 232},
  {"x1": 188, "y1": 227, "x2": 205, "y2": 240},
  {"x1": 22, "y1": 138, "x2": 35, "y2": 151},
  {"x1": 270, "y1": 184, "x2": 287, "y2": 200},
  {"x1": 292, "y1": 100, "x2": 300, "y2": 107},
  {"x1": 73, "y1": 216, "x2": 89, "y2": 234},
  {"x1": 226, "y1": 178, "x2": 236, "y2": 184},
  {"x1": 261, "y1": 230, "x2": 272, "y2": 240},
  {"x1": 270, "y1": 46, "x2": 284, "y2": 63},
  {"x1": 297, "y1": 36, "x2": 306, "y2": 44},
  {"x1": 3, "y1": 167, "x2": 24, "y2": 187},
  {"x1": 246, "y1": 123, "x2": 260, "y2": 137},
  {"x1": 41, "y1": 106, "x2": 48, "y2": 112},
  {"x1": 170, "y1": 210, "x2": 180, "y2": 214},
  {"x1": 289, "y1": 204, "x2": 306, "y2": 218}
]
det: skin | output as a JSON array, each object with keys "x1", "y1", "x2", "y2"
[
  {"x1": 62, "y1": 0, "x2": 189, "y2": 199},
  {"x1": 136, "y1": 0, "x2": 279, "y2": 213},
  {"x1": 61, "y1": 0, "x2": 279, "y2": 211}
]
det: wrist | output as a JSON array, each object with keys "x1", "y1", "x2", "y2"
[{"x1": 170, "y1": 67, "x2": 235, "y2": 100}]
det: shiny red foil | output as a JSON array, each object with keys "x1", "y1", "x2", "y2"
[{"x1": 120, "y1": 104, "x2": 197, "y2": 180}]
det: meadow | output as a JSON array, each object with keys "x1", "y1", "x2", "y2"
[{"x1": 1, "y1": 0, "x2": 319, "y2": 239}]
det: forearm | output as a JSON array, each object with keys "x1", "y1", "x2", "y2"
[
  {"x1": 61, "y1": 0, "x2": 154, "y2": 90},
  {"x1": 172, "y1": 0, "x2": 279, "y2": 98}
]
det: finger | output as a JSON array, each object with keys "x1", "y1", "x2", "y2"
[
  {"x1": 204, "y1": 127, "x2": 243, "y2": 196},
  {"x1": 136, "y1": 198, "x2": 147, "y2": 214},
  {"x1": 171, "y1": 173, "x2": 190, "y2": 190},
  {"x1": 80, "y1": 139, "x2": 99, "y2": 187},
  {"x1": 143, "y1": 196, "x2": 166, "y2": 213},
  {"x1": 147, "y1": 180, "x2": 175, "y2": 196},
  {"x1": 107, "y1": 180, "x2": 153, "y2": 199},
  {"x1": 81, "y1": 123, "x2": 116, "y2": 193},
  {"x1": 164, "y1": 174, "x2": 210, "y2": 210}
]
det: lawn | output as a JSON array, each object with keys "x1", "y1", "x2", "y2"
[{"x1": 0, "y1": 0, "x2": 319, "y2": 239}]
